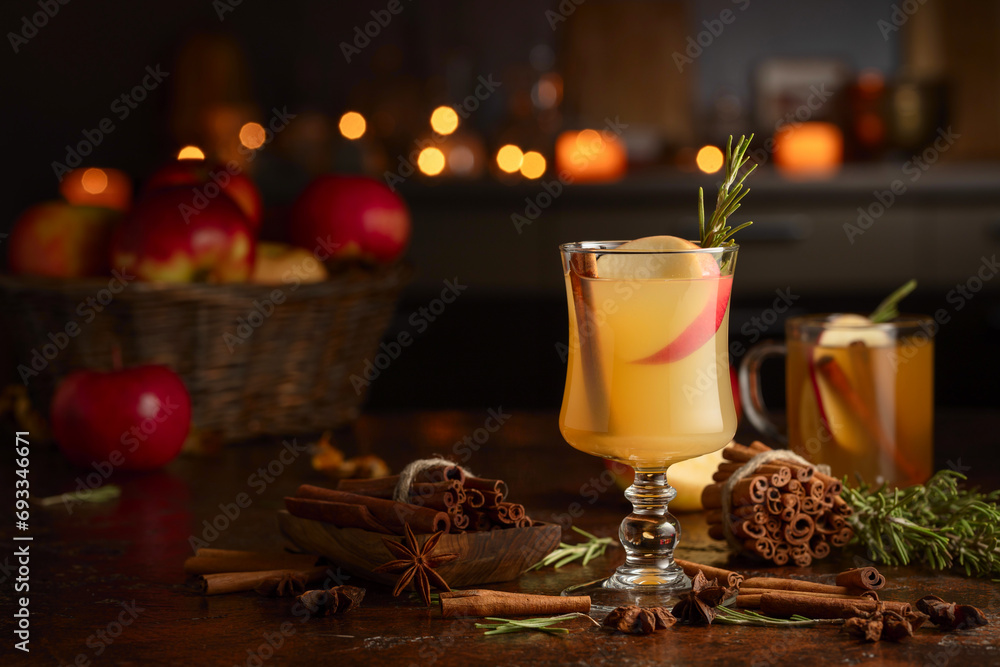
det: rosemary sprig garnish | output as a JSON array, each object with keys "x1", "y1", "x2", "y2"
[
  {"x1": 34, "y1": 485, "x2": 122, "y2": 507},
  {"x1": 869, "y1": 279, "x2": 917, "y2": 323},
  {"x1": 476, "y1": 612, "x2": 599, "y2": 636},
  {"x1": 714, "y1": 607, "x2": 834, "y2": 627},
  {"x1": 843, "y1": 471, "x2": 1000, "y2": 578},
  {"x1": 699, "y1": 134, "x2": 756, "y2": 248},
  {"x1": 529, "y1": 526, "x2": 616, "y2": 571}
]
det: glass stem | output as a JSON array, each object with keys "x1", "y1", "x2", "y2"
[{"x1": 609, "y1": 470, "x2": 689, "y2": 590}]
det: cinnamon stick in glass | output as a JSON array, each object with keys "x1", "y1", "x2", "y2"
[{"x1": 439, "y1": 590, "x2": 590, "y2": 618}]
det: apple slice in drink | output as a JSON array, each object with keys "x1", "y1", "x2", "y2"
[{"x1": 594, "y1": 236, "x2": 730, "y2": 365}]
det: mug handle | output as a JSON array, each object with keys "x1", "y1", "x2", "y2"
[{"x1": 738, "y1": 340, "x2": 788, "y2": 445}]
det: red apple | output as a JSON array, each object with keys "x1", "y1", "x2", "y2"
[
  {"x1": 51, "y1": 364, "x2": 192, "y2": 471},
  {"x1": 289, "y1": 174, "x2": 410, "y2": 263},
  {"x1": 111, "y1": 187, "x2": 255, "y2": 283},
  {"x1": 144, "y1": 159, "x2": 263, "y2": 231},
  {"x1": 7, "y1": 202, "x2": 121, "y2": 277}
]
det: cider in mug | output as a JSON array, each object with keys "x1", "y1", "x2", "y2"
[{"x1": 786, "y1": 315, "x2": 934, "y2": 486}]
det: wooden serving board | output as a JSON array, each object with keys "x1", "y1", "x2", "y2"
[{"x1": 278, "y1": 511, "x2": 561, "y2": 588}]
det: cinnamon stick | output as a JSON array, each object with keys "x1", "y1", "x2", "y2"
[
  {"x1": 772, "y1": 543, "x2": 790, "y2": 566},
  {"x1": 199, "y1": 566, "x2": 328, "y2": 596},
  {"x1": 741, "y1": 577, "x2": 855, "y2": 596},
  {"x1": 836, "y1": 567, "x2": 885, "y2": 591},
  {"x1": 184, "y1": 550, "x2": 318, "y2": 575},
  {"x1": 414, "y1": 464, "x2": 467, "y2": 484},
  {"x1": 464, "y1": 488, "x2": 486, "y2": 508},
  {"x1": 783, "y1": 513, "x2": 815, "y2": 546},
  {"x1": 674, "y1": 558, "x2": 744, "y2": 588},
  {"x1": 438, "y1": 590, "x2": 590, "y2": 618},
  {"x1": 284, "y1": 498, "x2": 393, "y2": 533},
  {"x1": 759, "y1": 592, "x2": 910, "y2": 619},
  {"x1": 289, "y1": 485, "x2": 450, "y2": 534},
  {"x1": 739, "y1": 587, "x2": 868, "y2": 601},
  {"x1": 464, "y1": 478, "x2": 509, "y2": 500}
]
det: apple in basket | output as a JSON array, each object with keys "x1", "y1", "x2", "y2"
[
  {"x1": 144, "y1": 159, "x2": 263, "y2": 232},
  {"x1": 7, "y1": 202, "x2": 121, "y2": 278},
  {"x1": 51, "y1": 364, "x2": 192, "y2": 471},
  {"x1": 110, "y1": 187, "x2": 256, "y2": 282},
  {"x1": 289, "y1": 174, "x2": 410, "y2": 263}
]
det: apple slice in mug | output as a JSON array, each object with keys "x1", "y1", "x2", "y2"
[{"x1": 595, "y1": 236, "x2": 730, "y2": 365}]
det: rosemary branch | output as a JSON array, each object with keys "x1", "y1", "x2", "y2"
[
  {"x1": 714, "y1": 607, "x2": 835, "y2": 628},
  {"x1": 699, "y1": 134, "x2": 757, "y2": 248},
  {"x1": 843, "y1": 471, "x2": 1000, "y2": 578},
  {"x1": 34, "y1": 485, "x2": 122, "y2": 507},
  {"x1": 476, "y1": 612, "x2": 599, "y2": 636},
  {"x1": 869, "y1": 279, "x2": 917, "y2": 323},
  {"x1": 529, "y1": 526, "x2": 616, "y2": 571}
]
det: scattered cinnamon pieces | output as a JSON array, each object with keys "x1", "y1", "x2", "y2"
[
  {"x1": 295, "y1": 585, "x2": 366, "y2": 617},
  {"x1": 916, "y1": 595, "x2": 989, "y2": 631},
  {"x1": 603, "y1": 606, "x2": 676, "y2": 635}
]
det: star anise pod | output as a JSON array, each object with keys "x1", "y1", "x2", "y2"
[
  {"x1": 372, "y1": 523, "x2": 458, "y2": 606},
  {"x1": 916, "y1": 595, "x2": 989, "y2": 631},
  {"x1": 255, "y1": 572, "x2": 309, "y2": 597},
  {"x1": 296, "y1": 585, "x2": 366, "y2": 617},
  {"x1": 671, "y1": 571, "x2": 735, "y2": 625},
  {"x1": 603, "y1": 606, "x2": 676, "y2": 635},
  {"x1": 843, "y1": 600, "x2": 927, "y2": 643}
]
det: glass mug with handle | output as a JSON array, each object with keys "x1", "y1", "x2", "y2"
[{"x1": 739, "y1": 314, "x2": 934, "y2": 487}]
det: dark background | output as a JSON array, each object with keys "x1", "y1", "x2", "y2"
[{"x1": 1, "y1": 0, "x2": 997, "y2": 415}]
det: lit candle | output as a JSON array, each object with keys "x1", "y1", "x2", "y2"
[{"x1": 58, "y1": 167, "x2": 132, "y2": 211}]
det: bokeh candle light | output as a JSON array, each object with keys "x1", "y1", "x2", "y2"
[
  {"x1": 58, "y1": 167, "x2": 132, "y2": 211},
  {"x1": 773, "y1": 122, "x2": 843, "y2": 179},
  {"x1": 555, "y1": 129, "x2": 626, "y2": 183}
]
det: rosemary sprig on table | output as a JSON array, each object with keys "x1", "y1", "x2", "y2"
[
  {"x1": 529, "y1": 526, "x2": 616, "y2": 571},
  {"x1": 699, "y1": 134, "x2": 756, "y2": 248},
  {"x1": 869, "y1": 279, "x2": 917, "y2": 323},
  {"x1": 714, "y1": 607, "x2": 834, "y2": 628},
  {"x1": 34, "y1": 485, "x2": 121, "y2": 507},
  {"x1": 476, "y1": 613, "x2": 599, "y2": 636},
  {"x1": 843, "y1": 471, "x2": 1000, "y2": 578}
]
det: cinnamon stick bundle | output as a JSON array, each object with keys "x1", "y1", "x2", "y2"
[
  {"x1": 184, "y1": 549, "x2": 318, "y2": 575},
  {"x1": 703, "y1": 440, "x2": 854, "y2": 566},
  {"x1": 288, "y1": 486, "x2": 450, "y2": 534},
  {"x1": 199, "y1": 566, "x2": 328, "y2": 596},
  {"x1": 438, "y1": 590, "x2": 590, "y2": 618}
]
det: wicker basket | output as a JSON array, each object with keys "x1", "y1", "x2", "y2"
[{"x1": 0, "y1": 265, "x2": 409, "y2": 443}]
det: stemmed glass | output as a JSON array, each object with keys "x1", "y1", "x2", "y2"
[{"x1": 558, "y1": 241, "x2": 738, "y2": 609}]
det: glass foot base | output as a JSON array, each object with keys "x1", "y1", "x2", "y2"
[{"x1": 561, "y1": 573, "x2": 692, "y2": 615}]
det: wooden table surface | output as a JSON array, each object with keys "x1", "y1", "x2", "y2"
[{"x1": 3, "y1": 409, "x2": 999, "y2": 666}]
